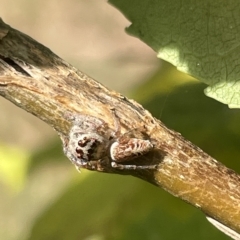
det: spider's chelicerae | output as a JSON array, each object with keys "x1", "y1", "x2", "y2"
[{"x1": 63, "y1": 114, "x2": 157, "y2": 171}]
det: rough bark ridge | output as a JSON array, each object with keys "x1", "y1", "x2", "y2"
[{"x1": 0, "y1": 19, "x2": 239, "y2": 235}]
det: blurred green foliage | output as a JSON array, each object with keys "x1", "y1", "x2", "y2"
[
  {"x1": 110, "y1": 0, "x2": 240, "y2": 108},
  {"x1": 1, "y1": 61, "x2": 237, "y2": 239}
]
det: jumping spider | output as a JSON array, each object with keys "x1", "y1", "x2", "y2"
[{"x1": 63, "y1": 113, "x2": 157, "y2": 171}]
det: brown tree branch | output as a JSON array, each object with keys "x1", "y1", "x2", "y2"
[{"x1": 0, "y1": 19, "x2": 239, "y2": 235}]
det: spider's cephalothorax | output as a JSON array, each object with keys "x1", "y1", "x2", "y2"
[
  {"x1": 64, "y1": 115, "x2": 111, "y2": 170},
  {"x1": 74, "y1": 133, "x2": 106, "y2": 163}
]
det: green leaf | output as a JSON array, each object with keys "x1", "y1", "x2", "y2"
[{"x1": 109, "y1": 0, "x2": 240, "y2": 108}]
